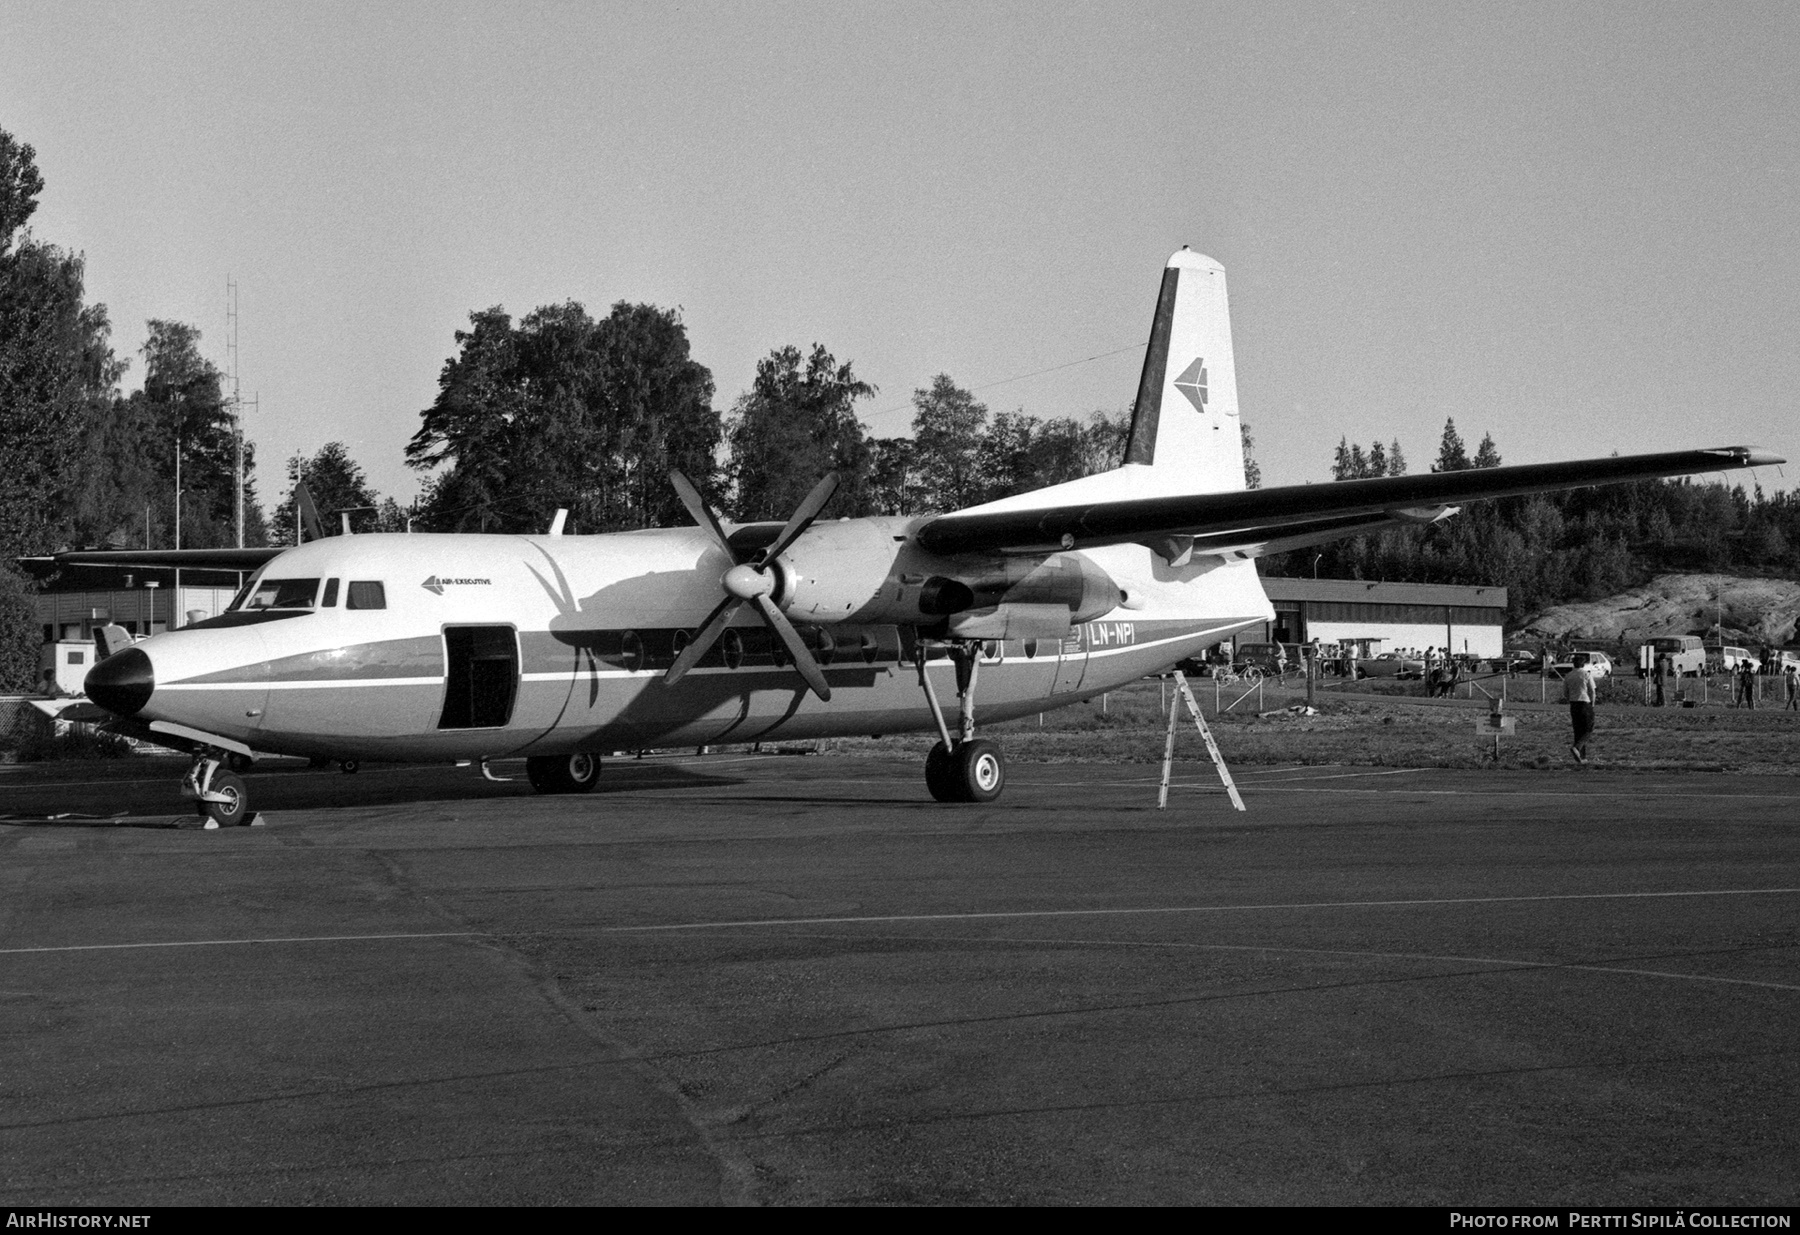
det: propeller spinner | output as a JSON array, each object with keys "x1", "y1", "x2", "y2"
[{"x1": 665, "y1": 470, "x2": 839, "y2": 701}]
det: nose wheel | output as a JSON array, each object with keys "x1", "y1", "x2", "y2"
[
  {"x1": 182, "y1": 754, "x2": 256, "y2": 828},
  {"x1": 916, "y1": 641, "x2": 1007, "y2": 803}
]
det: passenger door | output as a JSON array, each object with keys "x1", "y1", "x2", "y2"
[{"x1": 438, "y1": 625, "x2": 519, "y2": 730}]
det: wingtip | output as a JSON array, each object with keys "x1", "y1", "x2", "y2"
[{"x1": 1708, "y1": 446, "x2": 1787, "y2": 467}]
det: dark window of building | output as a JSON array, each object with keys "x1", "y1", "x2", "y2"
[{"x1": 347, "y1": 581, "x2": 386, "y2": 610}]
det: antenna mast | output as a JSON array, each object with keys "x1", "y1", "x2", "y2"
[{"x1": 226, "y1": 278, "x2": 258, "y2": 548}]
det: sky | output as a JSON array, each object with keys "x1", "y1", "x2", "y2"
[{"x1": 4, "y1": 1, "x2": 1797, "y2": 508}]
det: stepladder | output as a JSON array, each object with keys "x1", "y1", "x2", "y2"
[{"x1": 1160, "y1": 670, "x2": 1247, "y2": 812}]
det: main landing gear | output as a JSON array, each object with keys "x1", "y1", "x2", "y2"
[
  {"x1": 917, "y1": 642, "x2": 1007, "y2": 803},
  {"x1": 526, "y1": 752, "x2": 603, "y2": 794}
]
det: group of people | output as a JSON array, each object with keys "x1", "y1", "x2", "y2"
[
  {"x1": 1569, "y1": 652, "x2": 1800, "y2": 765},
  {"x1": 1732, "y1": 659, "x2": 1800, "y2": 710}
]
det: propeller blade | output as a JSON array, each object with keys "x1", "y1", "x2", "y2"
[
  {"x1": 761, "y1": 471, "x2": 840, "y2": 564},
  {"x1": 753, "y1": 594, "x2": 832, "y2": 702},
  {"x1": 665, "y1": 594, "x2": 743, "y2": 686},
  {"x1": 669, "y1": 470, "x2": 739, "y2": 561}
]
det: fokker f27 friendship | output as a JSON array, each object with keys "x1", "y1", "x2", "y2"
[{"x1": 69, "y1": 249, "x2": 1780, "y2": 824}]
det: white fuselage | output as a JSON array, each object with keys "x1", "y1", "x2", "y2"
[{"x1": 105, "y1": 527, "x2": 1273, "y2": 762}]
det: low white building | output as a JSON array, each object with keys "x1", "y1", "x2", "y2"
[{"x1": 1250, "y1": 577, "x2": 1509, "y2": 659}]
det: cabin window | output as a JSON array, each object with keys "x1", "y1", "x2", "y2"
[
  {"x1": 321, "y1": 578, "x2": 340, "y2": 607},
  {"x1": 721, "y1": 628, "x2": 744, "y2": 670},
  {"x1": 243, "y1": 578, "x2": 320, "y2": 610},
  {"x1": 620, "y1": 630, "x2": 644, "y2": 672},
  {"x1": 347, "y1": 581, "x2": 386, "y2": 610}
]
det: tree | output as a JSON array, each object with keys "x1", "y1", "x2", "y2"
[
  {"x1": 1241, "y1": 421, "x2": 1262, "y2": 489},
  {"x1": 1431, "y1": 418, "x2": 1470, "y2": 472},
  {"x1": 133, "y1": 321, "x2": 266, "y2": 548},
  {"x1": 0, "y1": 565, "x2": 39, "y2": 692},
  {"x1": 726, "y1": 343, "x2": 875, "y2": 519},
  {"x1": 867, "y1": 436, "x2": 916, "y2": 516},
  {"x1": 0, "y1": 126, "x2": 125, "y2": 557},
  {"x1": 1388, "y1": 439, "x2": 1407, "y2": 476},
  {"x1": 409, "y1": 300, "x2": 718, "y2": 533},
  {"x1": 909, "y1": 375, "x2": 987, "y2": 512},
  {"x1": 1473, "y1": 431, "x2": 1501, "y2": 469},
  {"x1": 0, "y1": 129, "x2": 44, "y2": 258},
  {"x1": 277, "y1": 442, "x2": 380, "y2": 541}
]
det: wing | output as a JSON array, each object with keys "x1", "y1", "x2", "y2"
[
  {"x1": 51, "y1": 547, "x2": 288, "y2": 571},
  {"x1": 914, "y1": 445, "x2": 1784, "y2": 559}
]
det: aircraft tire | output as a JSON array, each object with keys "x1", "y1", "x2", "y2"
[
  {"x1": 953, "y1": 739, "x2": 1005, "y2": 803},
  {"x1": 527, "y1": 753, "x2": 602, "y2": 794},
  {"x1": 199, "y1": 771, "x2": 249, "y2": 827},
  {"x1": 924, "y1": 742, "x2": 961, "y2": 802}
]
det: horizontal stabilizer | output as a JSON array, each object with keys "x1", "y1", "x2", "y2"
[{"x1": 915, "y1": 446, "x2": 1784, "y2": 556}]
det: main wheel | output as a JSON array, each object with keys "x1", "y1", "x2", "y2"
[
  {"x1": 199, "y1": 770, "x2": 249, "y2": 827},
  {"x1": 953, "y1": 739, "x2": 1006, "y2": 803},
  {"x1": 527, "y1": 752, "x2": 603, "y2": 794},
  {"x1": 924, "y1": 741, "x2": 960, "y2": 802}
]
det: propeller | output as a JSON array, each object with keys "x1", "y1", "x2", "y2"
[{"x1": 665, "y1": 470, "x2": 839, "y2": 701}]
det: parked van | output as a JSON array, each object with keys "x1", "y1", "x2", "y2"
[{"x1": 1638, "y1": 635, "x2": 1705, "y2": 677}]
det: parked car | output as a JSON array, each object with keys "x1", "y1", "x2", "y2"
[
  {"x1": 1550, "y1": 651, "x2": 1613, "y2": 679},
  {"x1": 1357, "y1": 651, "x2": 1426, "y2": 679},
  {"x1": 1502, "y1": 648, "x2": 1545, "y2": 674},
  {"x1": 1234, "y1": 642, "x2": 1289, "y2": 675},
  {"x1": 1705, "y1": 644, "x2": 1756, "y2": 673}
]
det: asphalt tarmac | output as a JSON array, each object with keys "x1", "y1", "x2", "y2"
[{"x1": 2, "y1": 753, "x2": 1797, "y2": 1205}]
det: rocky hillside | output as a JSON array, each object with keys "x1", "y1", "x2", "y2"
[{"x1": 1516, "y1": 573, "x2": 1800, "y2": 646}]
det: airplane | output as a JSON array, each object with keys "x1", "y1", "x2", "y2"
[{"x1": 64, "y1": 247, "x2": 1781, "y2": 826}]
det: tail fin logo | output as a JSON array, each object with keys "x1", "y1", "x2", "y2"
[{"x1": 1173, "y1": 357, "x2": 1209, "y2": 417}]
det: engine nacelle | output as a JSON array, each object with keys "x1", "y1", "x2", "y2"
[{"x1": 777, "y1": 519, "x2": 1124, "y2": 627}]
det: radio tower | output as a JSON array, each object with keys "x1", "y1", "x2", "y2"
[{"x1": 226, "y1": 278, "x2": 258, "y2": 548}]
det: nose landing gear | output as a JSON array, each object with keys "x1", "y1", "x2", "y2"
[
  {"x1": 183, "y1": 754, "x2": 257, "y2": 828},
  {"x1": 917, "y1": 642, "x2": 1007, "y2": 803}
]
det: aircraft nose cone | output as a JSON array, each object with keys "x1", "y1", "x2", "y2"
[{"x1": 85, "y1": 646, "x2": 154, "y2": 717}]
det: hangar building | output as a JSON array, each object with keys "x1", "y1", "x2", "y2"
[{"x1": 1248, "y1": 577, "x2": 1509, "y2": 659}]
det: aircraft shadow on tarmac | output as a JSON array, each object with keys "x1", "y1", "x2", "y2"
[{"x1": 0, "y1": 759, "x2": 742, "y2": 824}]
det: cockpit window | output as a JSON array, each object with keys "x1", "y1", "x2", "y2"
[
  {"x1": 346, "y1": 581, "x2": 386, "y2": 610},
  {"x1": 240, "y1": 578, "x2": 322, "y2": 610}
]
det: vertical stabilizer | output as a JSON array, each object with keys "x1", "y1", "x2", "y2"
[{"x1": 1123, "y1": 248, "x2": 1245, "y2": 494}]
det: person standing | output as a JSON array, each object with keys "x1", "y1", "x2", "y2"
[
  {"x1": 1737, "y1": 658, "x2": 1758, "y2": 710},
  {"x1": 1564, "y1": 652, "x2": 1598, "y2": 764},
  {"x1": 1785, "y1": 664, "x2": 1799, "y2": 711}
]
